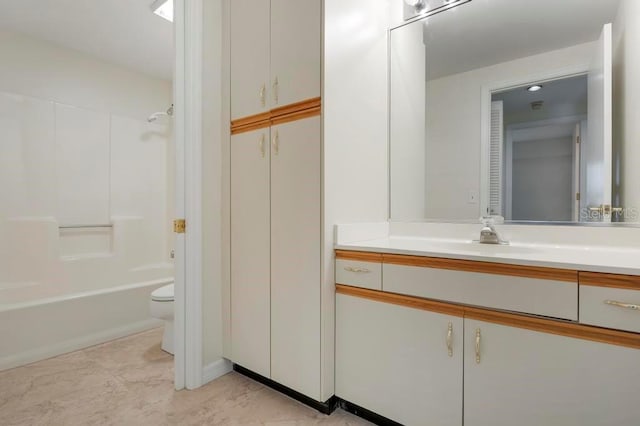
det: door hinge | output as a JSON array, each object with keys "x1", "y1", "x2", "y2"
[
  {"x1": 576, "y1": 136, "x2": 581, "y2": 144},
  {"x1": 576, "y1": 192, "x2": 581, "y2": 201},
  {"x1": 173, "y1": 219, "x2": 186, "y2": 233}
]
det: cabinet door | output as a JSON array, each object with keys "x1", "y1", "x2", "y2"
[
  {"x1": 230, "y1": 0, "x2": 270, "y2": 120},
  {"x1": 230, "y1": 128, "x2": 271, "y2": 378},
  {"x1": 270, "y1": 117, "x2": 321, "y2": 398},
  {"x1": 336, "y1": 293, "x2": 463, "y2": 426},
  {"x1": 465, "y1": 319, "x2": 640, "y2": 426},
  {"x1": 270, "y1": 0, "x2": 321, "y2": 108}
]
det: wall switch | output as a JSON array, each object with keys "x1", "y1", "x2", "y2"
[{"x1": 468, "y1": 190, "x2": 479, "y2": 204}]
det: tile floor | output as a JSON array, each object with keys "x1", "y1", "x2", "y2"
[{"x1": 0, "y1": 328, "x2": 371, "y2": 425}]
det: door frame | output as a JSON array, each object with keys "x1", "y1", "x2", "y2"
[
  {"x1": 174, "y1": 0, "x2": 204, "y2": 390},
  {"x1": 479, "y1": 65, "x2": 588, "y2": 217},
  {"x1": 503, "y1": 115, "x2": 584, "y2": 221}
]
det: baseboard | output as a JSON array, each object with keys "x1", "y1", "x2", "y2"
[
  {"x1": 233, "y1": 364, "x2": 339, "y2": 415},
  {"x1": 339, "y1": 399, "x2": 403, "y2": 426},
  {"x1": 0, "y1": 319, "x2": 162, "y2": 372},
  {"x1": 202, "y1": 358, "x2": 233, "y2": 385}
]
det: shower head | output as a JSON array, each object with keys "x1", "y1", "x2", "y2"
[{"x1": 147, "y1": 104, "x2": 174, "y2": 123}]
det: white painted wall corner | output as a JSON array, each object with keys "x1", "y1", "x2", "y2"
[{"x1": 202, "y1": 358, "x2": 233, "y2": 385}]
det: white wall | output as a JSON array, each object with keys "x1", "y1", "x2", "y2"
[
  {"x1": 0, "y1": 30, "x2": 171, "y2": 122},
  {"x1": 422, "y1": 42, "x2": 594, "y2": 220},
  {"x1": 390, "y1": 19, "x2": 427, "y2": 220},
  {"x1": 323, "y1": 0, "x2": 391, "y2": 400},
  {"x1": 0, "y1": 30, "x2": 173, "y2": 298},
  {"x1": 613, "y1": 0, "x2": 640, "y2": 220},
  {"x1": 511, "y1": 137, "x2": 573, "y2": 221}
]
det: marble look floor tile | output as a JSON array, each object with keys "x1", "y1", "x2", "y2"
[{"x1": 0, "y1": 328, "x2": 371, "y2": 426}]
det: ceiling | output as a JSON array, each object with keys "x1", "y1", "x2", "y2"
[
  {"x1": 493, "y1": 74, "x2": 588, "y2": 121},
  {"x1": 416, "y1": 0, "x2": 621, "y2": 80},
  {"x1": 0, "y1": 0, "x2": 173, "y2": 80}
]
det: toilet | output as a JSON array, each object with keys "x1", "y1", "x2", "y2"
[{"x1": 149, "y1": 283, "x2": 174, "y2": 355}]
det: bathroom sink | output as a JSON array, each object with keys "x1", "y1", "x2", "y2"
[{"x1": 394, "y1": 239, "x2": 541, "y2": 256}]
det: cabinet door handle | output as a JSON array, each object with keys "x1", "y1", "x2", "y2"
[
  {"x1": 605, "y1": 300, "x2": 640, "y2": 310},
  {"x1": 446, "y1": 322, "x2": 453, "y2": 357},
  {"x1": 475, "y1": 328, "x2": 481, "y2": 364},
  {"x1": 259, "y1": 133, "x2": 265, "y2": 158},
  {"x1": 259, "y1": 83, "x2": 266, "y2": 107},
  {"x1": 344, "y1": 266, "x2": 370, "y2": 273},
  {"x1": 272, "y1": 130, "x2": 279, "y2": 156},
  {"x1": 272, "y1": 76, "x2": 279, "y2": 104}
]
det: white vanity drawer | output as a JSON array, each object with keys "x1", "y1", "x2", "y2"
[
  {"x1": 383, "y1": 257, "x2": 578, "y2": 321},
  {"x1": 336, "y1": 259, "x2": 382, "y2": 290},
  {"x1": 580, "y1": 272, "x2": 640, "y2": 333}
]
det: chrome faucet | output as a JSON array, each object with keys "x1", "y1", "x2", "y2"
[{"x1": 478, "y1": 217, "x2": 508, "y2": 245}]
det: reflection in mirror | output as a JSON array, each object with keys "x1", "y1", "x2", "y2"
[
  {"x1": 489, "y1": 75, "x2": 588, "y2": 222},
  {"x1": 389, "y1": 0, "x2": 640, "y2": 224}
]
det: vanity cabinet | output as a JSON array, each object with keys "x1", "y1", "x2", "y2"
[
  {"x1": 579, "y1": 272, "x2": 640, "y2": 334},
  {"x1": 336, "y1": 290, "x2": 463, "y2": 426},
  {"x1": 335, "y1": 251, "x2": 640, "y2": 425},
  {"x1": 230, "y1": 0, "x2": 321, "y2": 120},
  {"x1": 464, "y1": 318, "x2": 640, "y2": 426}
]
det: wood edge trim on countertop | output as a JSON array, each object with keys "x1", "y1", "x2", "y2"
[
  {"x1": 231, "y1": 119, "x2": 271, "y2": 135},
  {"x1": 336, "y1": 284, "x2": 465, "y2": 317},
  {"x1": 337, "y1": 284, "x2": 640, "y2": 349},
  {"x1": 230, "y1": 97, "x2": 322, "y2": 133},
  {"x1": 579, "y1": 271, "x2": 640, "y2": 290},
  {"x1": 335, "y1": 250, "x2": 383, "y2": 263},
  {"x1": 270, "y1": 97, "x2": 321, "y2": 119},
  {"x1": 464, "y1": 306, "x2": 640, "y2": 350},
  {"x1": 382, "y1": 253, "x2": 578, "y2": 282}
]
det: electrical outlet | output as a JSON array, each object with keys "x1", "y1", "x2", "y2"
[{"x1": 468, "y1": 190, "x2": 479, "y2": 204}]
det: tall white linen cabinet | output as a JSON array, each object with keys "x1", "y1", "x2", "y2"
[{"x1": 226, "y1": 0, "x2": 326, "y2": 402}]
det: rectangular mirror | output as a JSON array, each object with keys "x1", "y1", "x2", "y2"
[{"x1": 390, "y1": 0, "x2": 639, "y2": 224}]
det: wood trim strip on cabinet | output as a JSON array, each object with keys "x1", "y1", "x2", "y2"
[
  {"x1": 337, "y1": 283, "x2": 640, "y2": 349},
  {"x1": 382, "y1": 253, "x2": 577, "y2": 282},
  {"x1": 231, "y1": 112, "x2": 272, "y2": 129},
  {"x1": 231, "y1": 119, "x2": 271, "y2": 135},
  {"x1": 464, "y1": 305, "x2": 640, "y2": 350},
  {"x1": 335, "y1": 250, "x2": 383, "y2": 263},
  {"x1": 230, "y1": 97, "x2": 322, "y2": 134},
  {"x1": 579, "y1": 271, "x2": 640, "y2": 290},
  {"x1": 270, "y1": 97, "x2": 321, "y2": 119},
  {"x1": 336, "y1": 284, "x2": 465, "y2": 317},
  {"x1": 270, "y1": 105, "x2": 321, "y2": 126}
]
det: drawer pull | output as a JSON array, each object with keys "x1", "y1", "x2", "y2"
[
  {"x1": 605, "y1": 300, "x2": 640, "y2": 310},
  {"x1": 446, "y1": 322, "x2": 453, "y2": 357},
  {"x1": 475, "y1": 328, "x2": 481, "y2": 364},
  {"x1": 344, "y1": 266, "x2": 370, "y2": 273}
]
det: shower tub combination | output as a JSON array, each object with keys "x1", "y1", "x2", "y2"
[{"x1": 0, "y1": 217, "x2": 174, "y2": 371}]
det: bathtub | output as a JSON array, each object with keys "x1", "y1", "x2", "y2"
[{"x1": 0, "y1": 217, "x2": 174, "y2": 371}]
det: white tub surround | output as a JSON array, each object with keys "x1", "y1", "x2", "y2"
[
  {"x1": 334, "y1": 222, "x2": 640, "y2": 426},
  {"x1": 0, "y1": 216, "x2": 174, "y2": 371}
]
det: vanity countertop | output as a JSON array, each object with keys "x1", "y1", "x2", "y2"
[{"x1": 336, "y1": 236, "x2": 640, "y2": 276}]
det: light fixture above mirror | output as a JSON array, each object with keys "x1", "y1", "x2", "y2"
[{"x1": 403, "y1": 0, "x2": 472, "y2": 21}]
